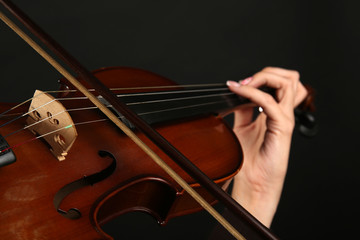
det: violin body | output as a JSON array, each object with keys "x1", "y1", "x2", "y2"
[{"x1": 0, "y1": 67, "x2": 242, "y2": 239}]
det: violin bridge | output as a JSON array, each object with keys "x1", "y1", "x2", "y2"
[{"x1": 26, "y1": 90, "x2": 77, "y2": 161}]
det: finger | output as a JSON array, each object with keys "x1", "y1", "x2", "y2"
[
  {"x1": 295, "y1": 84, "x2": 308, "y2": 106},
  {"x1": 261, "y1": 67, "x2": 300, "y2": 81},
  {"x1": 233, "y1": 106, "x2": 255, "y2": 128},
  {"x1": 261, "y1": 67, "x2": 307, "y2": 106},
  {"x1": 227, "y1": 81, "x2": 256, "y2": 127},
  {"x1": 244, "y1": 72, "x2": 296, "y2": 111},
  {"x1": 227, "y1": 82, "x2": 282, "y2": 122}
]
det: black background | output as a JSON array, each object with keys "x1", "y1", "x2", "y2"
[{"x1": 1, "y1": 1, "x2": 359, "y2": 239}]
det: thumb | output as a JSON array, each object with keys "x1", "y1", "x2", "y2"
[{"x1": 233, "y1": 106, "x2": 254, "y2": 129}]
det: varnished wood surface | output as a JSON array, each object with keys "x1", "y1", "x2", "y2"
[{"x1": 0, "y1": 67, "x2": 242, "y2": 239}]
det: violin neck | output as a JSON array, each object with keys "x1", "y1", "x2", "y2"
[{"x1": 114, "y1": 84, "x2": 268, "y2": 128}]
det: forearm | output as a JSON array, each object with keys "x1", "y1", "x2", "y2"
[{"x1": 231, "y1": 175, "x2": 284, "y2": 228}]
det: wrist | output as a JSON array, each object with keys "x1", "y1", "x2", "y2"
[{"x1": 231, "y1": 176, "x2": 283, "y2": 228}]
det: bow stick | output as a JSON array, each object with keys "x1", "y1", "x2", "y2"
[{"x1": 0, "y1": 1, "x2": 279, "y2": 239}]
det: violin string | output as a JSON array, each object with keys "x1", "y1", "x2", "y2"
[
  {"x1": 1, "y1": 85, "x2": 237, "y2": 139},
  {"x1": 0, "y1": 87, "x2": 235, "y2": 130},
  {"x1": 47, "y1": 83, "x2": 226, "y2": 93},
  {"x1": 0, "y1": 84, "x2": 226, "y2": 118},
  {"x1": 1, "y1": 116, "x2": 125, "y2": 153},
  {"x1": 54, "y1": 86, "x2": 231, "y2": 101},
  {"x1": 3, "y1": 105, "x2": 114, "y2": 139},
  {"x1": 0, "y1": 89, "x2": 100, "y2": 119},
  {"x1": 3, "y1": 109, "x2": 66, "y2": 138},
  {"x1": 0, "y1": 112, "x2": 25, "y2": 118},
  {"x1": 0, "y1": 98, "x2": 58, "y2": 129},
  {"x1": 131, "y1": 99, "x2": 227, "y2": 116},
  {"x1": 0, "y1": 90, "x2": 49, "y2": 118},
  {"x1": 123, "y1": 92, "x2": 234, "y2": 106},
  {"x1": 0, "y1": 123, "x2": 73, "y2": 154},
  {"x1": 0, "y1": 85, "x2": 231, "y2": 121},
  {"x1": 3, "y1": 98, "x2": 230, "y2": 140},
  {"x1": 111, "y1": 86, "x2": 229, "y2": 98}
]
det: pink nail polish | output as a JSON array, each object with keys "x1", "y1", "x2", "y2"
[
  {"x1": 240, "y1": 77, "x2": 253, "y2": 85},
  {"x1": 226, "y1": 80, "x2": 240, "y2": 87}
]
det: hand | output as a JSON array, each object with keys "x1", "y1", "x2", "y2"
[{"x1": 227, "y1": 67, "x2": 307, "y2": 227}]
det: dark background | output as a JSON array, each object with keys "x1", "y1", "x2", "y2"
[{"x1": 1, "y1": 0, "x2": 359, "y2": 239}]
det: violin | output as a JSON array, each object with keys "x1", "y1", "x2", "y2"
[
  {"x1": 0, "y1": 66, "x2": 244, "y2": 239},
  {"x1": 0, "y1": 1, "x2": 317, "y2": 239}
]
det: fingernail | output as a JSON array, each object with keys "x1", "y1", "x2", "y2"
[
  {"x1": 240, "y1": 77, "x2": 253, "y2": 85},
  {"x1": 226, "y1": 80, "x2": 241, "y2": 87}
]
